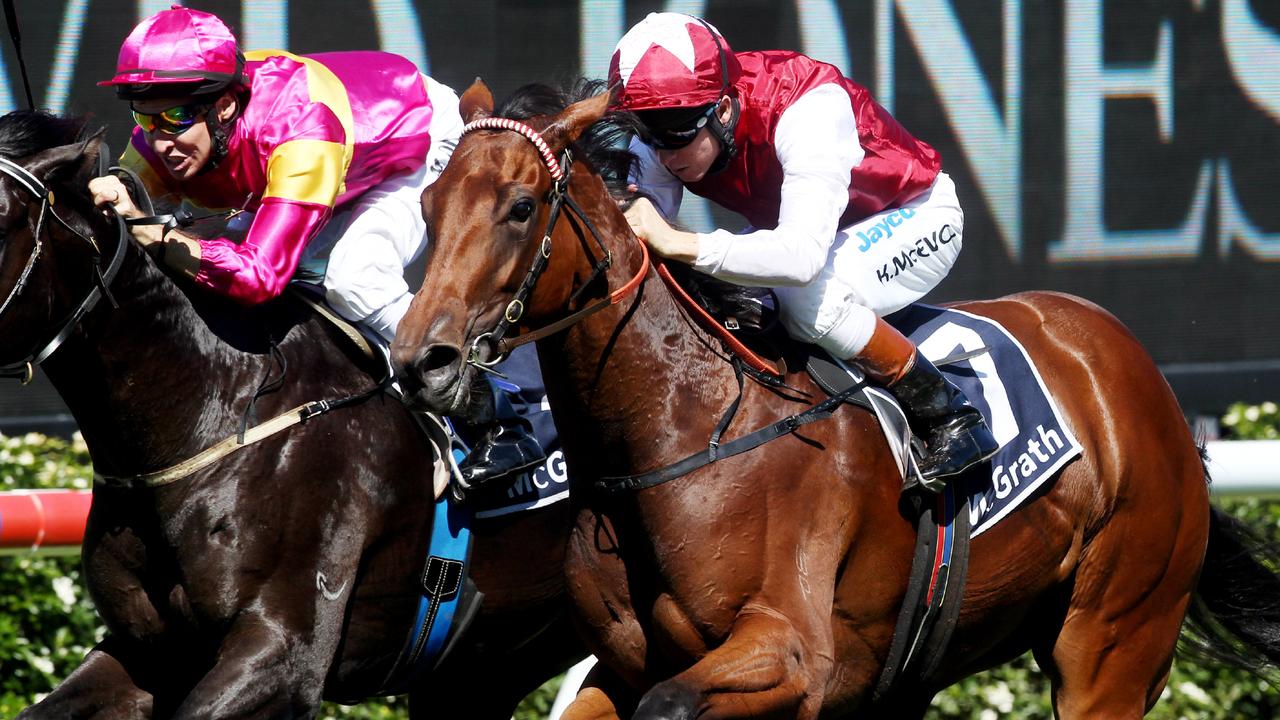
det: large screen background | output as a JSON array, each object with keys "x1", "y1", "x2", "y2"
[{"x1": 1, "y1": 0, "x2": 1276, "y2": 430}]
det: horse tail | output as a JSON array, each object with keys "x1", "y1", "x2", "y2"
[{"x1": 1181, "y1": 499, "x2": 1280, "y2": 675}]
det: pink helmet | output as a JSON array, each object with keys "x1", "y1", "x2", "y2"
[
  {"x1": 98, "y1": 5, "x2": 245, "y2": 100},
  {"x1": 609, "y1": 13, "x2": 740, "y2": 112}
]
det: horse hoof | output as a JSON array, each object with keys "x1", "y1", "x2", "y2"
[{"x1": 633, "y1": 680, "x2": 700, "y2": 720}]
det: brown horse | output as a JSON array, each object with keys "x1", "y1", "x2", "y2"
[
  {"x1": 392, "y1": 80, "x2": 1280, "y2": 719},
  {"x1": 0, "y1": 110, "x2": 581, "y2": 719}
]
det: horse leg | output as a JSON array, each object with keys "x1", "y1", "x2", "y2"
[
  {"x1": 17, "y1": 639, "x2": 155, "y2": 719},
  {"x1": 1034, "y1": 483, "x2": 1207, "y2": 717},
  {"x1": 169, "y1": 612, "x2": 328, "y2": 719},
  {"x1": 633, "y1": 608, "x2": 832, "y2": 720}
]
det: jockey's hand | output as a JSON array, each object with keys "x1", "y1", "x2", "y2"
[
  {"x1": 88, "y1": 175, "x2": 162, "y2": 248},
  {"x1": 623, "y1": 197, "x2": 699, "y2": 264}
]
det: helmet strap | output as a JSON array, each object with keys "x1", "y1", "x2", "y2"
[
  {"x1": 706, "y1": 96, "x2": 740, "y2": 175},
  {"x1": 202, "y1": 101, "x2": 235, "y2": 172}
]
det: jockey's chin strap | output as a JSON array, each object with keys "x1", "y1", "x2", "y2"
[
  {"x1": 457, "y1": 117, "x2": 649, "y2": 377},
  {"x1": 0, "y1": 144, "x2": 127, "y2": 384}
]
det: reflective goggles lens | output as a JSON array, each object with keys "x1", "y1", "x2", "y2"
[
  {"x1": 131, "y1": 103, "x2": 208, "y2": 135},
  {"x1": 646, "y1": 106, "x2": 716, "y2": 150}
]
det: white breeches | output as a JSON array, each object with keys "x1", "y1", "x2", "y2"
[
  {"x1": 306, "y1": 76, "x2": 463, "y2": 343},
  {"x1": 773, "y1": 172, "x2": 963, "y2": 358}
]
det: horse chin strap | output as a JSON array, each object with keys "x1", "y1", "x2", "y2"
[
  {"x1": 0, "y1": 147, "x2": 128, "y2": 383},
  {"x1": 458, "y1": 117, "x2": 649, "y2": 376}
]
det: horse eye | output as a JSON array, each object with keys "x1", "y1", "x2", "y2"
[{"x1": 508, "y1": 198, "x2": 535, "y2": 223}]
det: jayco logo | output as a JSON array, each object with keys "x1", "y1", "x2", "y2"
[{"x1": 856, "y1": 207, "x2": 916, "y2": 252}]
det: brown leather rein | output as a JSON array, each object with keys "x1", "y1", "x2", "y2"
[{"x1": 457, "y1": 118, "x2": 649, "y2": 375}]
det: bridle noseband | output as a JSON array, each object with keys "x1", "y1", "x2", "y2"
[
  {"x1": 458, "y1": 117, "x2": 648, "y2": 375},
  {"x1": 0, "y1": 149, "x2": 127, "y2": 383}
]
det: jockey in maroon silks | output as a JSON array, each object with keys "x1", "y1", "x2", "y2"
[
  {"x1": 612, "y1": 12, "x2": 998, "y2": 487},
  {"x1": 88, "y1": 5, "x2": 544, "y2": 485}
]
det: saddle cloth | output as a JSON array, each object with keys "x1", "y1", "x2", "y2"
[
  {"x1": 453, "y1": 344, "x2": 569, "y2": 519},
  {"x1": 888, "y1": 304, "x2": 1083, "y2": 537}
]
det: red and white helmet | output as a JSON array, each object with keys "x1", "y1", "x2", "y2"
[
  {"x1": 98, "y1": 5, "x2": 245, "y2": 100},
  {"x1": 609, "y1": 13, "x2": 740, "y2": 112}
]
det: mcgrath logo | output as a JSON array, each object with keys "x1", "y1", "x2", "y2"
[{"x1": 856, "y1": 207, "x2": 916, "y2": 252}]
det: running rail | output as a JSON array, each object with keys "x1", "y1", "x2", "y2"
[
  {"x1": 0, "y1": 442, "x2": 1277, "y2": 555},
  {"x1": 0, "y1": 489, "x2": 91, "y2": 555}
]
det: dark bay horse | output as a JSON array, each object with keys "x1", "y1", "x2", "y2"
[
  {"x1": 391, "y1": 80, "x2": 1280, "y2": 719},
  {"x1": 0, "y1": 110, "x2": 580, "y2": 719}
]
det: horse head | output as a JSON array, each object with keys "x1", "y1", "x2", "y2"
[
  {"x1": 392, "y1": 79, "x2": 645, "y2": 419},
  {"x1": 0, "y1": 111, "x2": 122, "y2": 382}
]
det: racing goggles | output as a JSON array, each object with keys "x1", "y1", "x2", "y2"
[
  {"x1": 645, "y1": 104, "x2": 717, "y2": 150},
  {"x1": 131, "y1": 102, "x2": 210, "y2": 135}
]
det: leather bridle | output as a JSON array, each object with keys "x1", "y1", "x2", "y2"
[
  {"x1": 458, "y1": 117, "x2": 648, "y2": 375},
  {"x1": 0, "y1": 149, "x2": 127, "y2": 383}
]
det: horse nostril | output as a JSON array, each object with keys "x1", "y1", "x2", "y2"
[{"x1": 420, "y1": 344, "x2": 461, "y2": 374}]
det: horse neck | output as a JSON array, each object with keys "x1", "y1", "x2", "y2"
[
  {"x1": 39, "y1": 238, "x2": 267, "y2": 476},
  {"x1": 537, "y1": 200, "x2": 742, "y2": 480}
]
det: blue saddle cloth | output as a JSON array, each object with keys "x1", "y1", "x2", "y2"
[
  {"x1": 888, "y1": 304, "x2": 1083, "y2": 537},
  {"x1": 459, "y1": 345, "x2": 570, "y2": 519}
]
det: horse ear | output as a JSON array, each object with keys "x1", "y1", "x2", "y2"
[
  {"x1": 541, "y1": 90, "x2": 611, "y2": 153},
  {"x1": 25, "y1": 131, "x2": 105, "y2": 187},
  {"x1": 459, "y1": 78, "x2": 494, "y2": 123}
]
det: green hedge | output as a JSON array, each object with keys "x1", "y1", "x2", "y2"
[{"x1": 3, "y1": 402, "x2": 1277, "y2": 718}]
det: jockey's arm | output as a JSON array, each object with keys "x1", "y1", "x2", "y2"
[
  {"x1": 194, "y1": 131, "x2": 344, "y2": 305},
  {"x1": 108, "y1": 108, "x2": 347, "y2": 305},
  {"x1": 692, "y1": 84, "x2": 861, "y2": 287}
]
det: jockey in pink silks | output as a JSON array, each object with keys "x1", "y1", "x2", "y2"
[
  {"x1": 88, "y1": 5, "x2": 544, "y2": 485},
  {"x1": 612, "y1": 13, "x2": 998, "y2": 487}
]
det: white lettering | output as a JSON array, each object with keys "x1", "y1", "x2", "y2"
[
  {"x1": 917, "y1": 322, "x2": 1018, "y2": 447},
  {"x1": 0, "y1": 0, "x2": 89, "y2": 113},
  {"x1": 372, "y1": 0, "x2": 429, "y2": 74},
  {"x1": 1036, "y1": 423, "x2": 1064, "y2": 454},
  {"x1": 993, "y1": 464, "x2": 1012, "y2": 499},
  {"x1": 1217, "y1": 1, "x2": 1280, "y2": 259},
  {"x1": 242, "y1": 1, "x2": 287, "y2": 51},
  {"x1": 1017, "y1": 451, "x2": 1037, "y2": 478},
  {"x1": 1222, "y1": 0, "x2": 1280, "y2": 123},
  {"x1": 507, "y1": 473, "x2": 536, "y2": 499},
  {"x1": 796, "y1": 0, "x2": 851, "y2": 75},
  {"x1": 1054, "y1": 0, "x2": 1212, "y2": 261},
  {"x1": 547, "y1": 450, "x2": 568, "y2": 484},
  {"x1": 887, "y1": 0, "x2": 1023, "y2": 259}
]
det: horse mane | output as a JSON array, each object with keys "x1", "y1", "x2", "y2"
[
  {"x1": 495, "y1": 80, "x2": 774, "y2": 333},
  {"x1": 0, "y1": 109, "x2": 97, "y2": 157},
  {"x1": 496, "y1": 78, "x2": 641, "y2": 197}
]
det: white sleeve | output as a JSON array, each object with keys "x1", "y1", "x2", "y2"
[
  {"x1": 424, "y1": 76, "x2": 463, "y2": 175},
  {"x1": 629, "y1": 136, "x2": 683, "y2": 220},
  {"x1": 692, "y1": 83, "x2": 862, "y2": 286}
]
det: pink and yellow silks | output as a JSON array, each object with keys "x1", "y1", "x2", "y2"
[{"x1": 121, "y1": 50, "x2": 437, "y2": 305}]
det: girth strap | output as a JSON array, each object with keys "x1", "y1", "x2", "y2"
[{"x1": 872, "y1": 483, "x2": 971, "y2": 701}]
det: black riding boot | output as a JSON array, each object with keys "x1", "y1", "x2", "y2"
[
  {"x1": 888, "y1": 351, "x2": 1000, "y2": 490},
  {"x1": 458, "y1": 392, "x2": 546, "y2": 487}
]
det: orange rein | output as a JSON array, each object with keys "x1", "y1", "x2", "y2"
[{"x1": 653, "y1": 259, "x2": 783, "y2": 380}]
